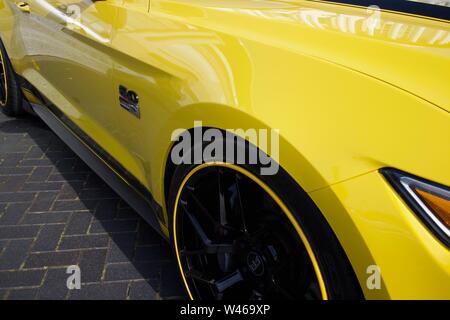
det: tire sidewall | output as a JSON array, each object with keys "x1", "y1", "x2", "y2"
[{"x1": 0, "y1": 38, "x2": 23, "y2": 116}]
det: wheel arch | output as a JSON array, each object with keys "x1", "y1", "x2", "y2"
[
  {"x1": 157, "y1": 102, "x2": 369, "y2": 298},
  {"x1": 158, "y1": 102, "x2": 330, "y2": 228}
]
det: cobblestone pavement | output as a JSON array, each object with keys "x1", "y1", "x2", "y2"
[{"x1": 0, "y1": 111, "x2": 185, "y2": 300}]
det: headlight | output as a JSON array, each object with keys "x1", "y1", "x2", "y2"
[{"x1": 381, "y1": 168, "x2": 450, "y2": 247}]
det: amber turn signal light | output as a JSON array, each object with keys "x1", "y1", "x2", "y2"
[
  {"x1": 381, "y1": 168, "x2": 450, "y2": 247},
  {"x1": 415, "y1": 188, "x2": 450, "y2": 229}
]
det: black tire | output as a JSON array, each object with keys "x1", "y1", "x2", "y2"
[
  {"x1": 167, "y1": 134, "x2": 364, "y2": 300},
  {"x1": 0, "y1": 40, "x2": 24, "y2": 117}
]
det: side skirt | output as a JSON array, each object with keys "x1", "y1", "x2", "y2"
[{"x1": 32, "y1": 103, "x2": 166, "y2": 239}]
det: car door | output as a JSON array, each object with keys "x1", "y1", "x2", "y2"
[{"x1": 10, "y1": 0, "x2": 140, "y2": 175}]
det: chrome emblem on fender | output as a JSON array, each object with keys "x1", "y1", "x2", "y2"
[{"x1": 119, "y1": 85, "x2": 140, "y2": 118}]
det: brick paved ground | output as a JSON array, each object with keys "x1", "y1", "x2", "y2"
[{"x1": 0, "y1": 111, "x2": 185, "y2": 300}]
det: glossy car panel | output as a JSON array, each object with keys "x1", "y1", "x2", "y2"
[
  {"x1": 0, "y1": 0, "x2": 449, "y2": 299},
  {"x1": 310, "y1": 170, "x2": 450, "y2": 299}
]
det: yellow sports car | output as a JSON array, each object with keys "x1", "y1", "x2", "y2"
[{"x1": 0, "y1": 0, "x2": 449, "y2": 300}]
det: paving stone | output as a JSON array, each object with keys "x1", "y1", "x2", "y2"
[
  {"x1": 0, "y1": 239, "x2": 33, "y2": 270},
  {"x1": 28, "y1": 191, "x2": 58, "y2": 212},
  {"x1": 19, "y1": 159, "x2": 54, "y2": 167},
  {"x1": 0, "y1": 167, "x2": 34, "y2": 175},
  {"x1": 57, "y1": 182, "x2": 84, "y2": 200},
  {"x1": 107, "y1": 245, "x2": 135, "y2": 264},
  {"x1": 0, "y1": 203, "x2": 30, "y2": 225},
  {"x1": 111, "y1": 232, "x2": 137, "y2": 248},
  {"x1": 0, "y1": 289, "x2": 7, "y2": 299},
  {"x1": 21, "y1": 212, "x2": 70, "y2": 225},
  {"x1": 0, "y1": 153, "x2": 25, "y2": 167},
  {"x1": 79, "y1": 188, "x2": 117, "y2": 200},
  {"x1": 83, "y1": 174, "x2": 108, "y2": 189},
  {"x1": 0, "y1": 240, "x2": 7, "y2": 255},
  {"x1": 52, "y1": 200, "x2": 97, "y2": 212},
  {"x1": 90, "y1": 219, "x2": 138, "y2": 234},
  {"x1": 0, "y1": 175, "x2": 28, "y2": 192},
  {"x1": 107, "y1": 232, "x2": 136, "y2": 263},
  {"x1": 128, "y1": 280, "x2": 158, "y2": 300},
  {"x1": 0, "y1": 269, "x2": 45, "y2": 288},
  {"x1": 104, "y1": 262, "x2": 160, "y2": 281},
  {"x1": 52, "y1": 158, "x2": 77, "y2": 174},
  {"x1": 22, "y1": 182, "x2": 64, "y2": 192},
  {"x1": 36, "y1": 268, "x2": 69, "y2": 300},
  {"x1": 31, "y1": 224, "x2": 65, "y2": 252},
  {"x1": 47, "y1": 139, "x2": 71, "y2": 153},
  {"x1": 94, "y1": 199, "x2": 119, "y2": 220},
  {"x1": 69, "y1": 282, "x2": 129, "y2": 300},
  {"x1": 134, "y1": 245, "x2": 172, "y2": 262},
  {"x1": 24, "y1": 146, "x2": 45, "y2": 159},
  {"x1": 58, "y1": 234, "x2": 109, "y2": 250},
  {"x1": 27, "y1": 167, "x2": 53, "y2": 183},
  {"x1": 25, "y1": 251, "x2": 80, "y2": 268},
  {"x1": 45, "y1": 150, "x2": 76, "y2": 160},
  {"x1": 0, "y1": 192, "x2": 36, "y2": 203},
  {"x1": 0, "y1": 225, "x2": 40, "y2": 239},
  {"x1": 72, "y1": 159, "x2": 91, "y2": 173},
  {"x1": 48, "y1": 172, "x2": 89, "y2": 182},
  {"x1": 64, "y1": 211, "x2": 92, "y2": 235},
  {"x1": 0, "y1": 138, "x2": 31, "y2": 153},
  {"x1": 6, "y1": 288, "x2": 38, "y2": 300},
  {"x1": 79, "y1": 249, "x2": 107, "y2": 283}
]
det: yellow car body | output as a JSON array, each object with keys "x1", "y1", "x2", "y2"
[{"x1": 0, "y1": 0, "x2": 449, "y2": 299}]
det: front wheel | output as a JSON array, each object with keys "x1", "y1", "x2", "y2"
[{"x1": 168, "y1": 161, "x2": 363, "y2": 300}]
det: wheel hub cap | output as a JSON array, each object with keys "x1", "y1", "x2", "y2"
[{"x1": 246, "y1": 251, "x2": 265, "y2": 277}]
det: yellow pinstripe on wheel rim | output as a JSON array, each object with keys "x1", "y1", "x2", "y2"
[{"x1": 0, "y1": 48, "x2": 8, "y2": 107}]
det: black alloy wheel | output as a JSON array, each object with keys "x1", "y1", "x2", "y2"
[{"x1": 172, "y1": 163, "x2": 327, "y2": 300}]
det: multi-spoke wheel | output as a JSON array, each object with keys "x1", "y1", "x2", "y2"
[
  {"x1": 171, "y1": 163, "x2": 329, "y2": 300},
  {"x1": 169, "y1": 157, "x2": 364, "y2": 300},
  {"x1": 0, "y1": 40, "x2": 24, "y2": 117}
]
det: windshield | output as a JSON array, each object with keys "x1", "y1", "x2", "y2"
[{"x1": 323, "y1": 0, "x2": 450, "y2": 20}]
